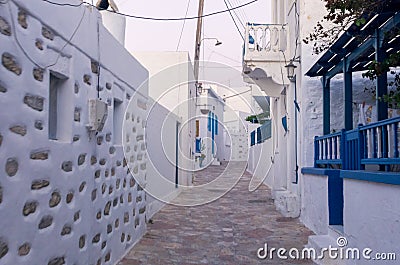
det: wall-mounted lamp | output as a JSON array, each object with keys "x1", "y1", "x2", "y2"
[
  {"x1": 285, "y1": 60, "x2": 297, "y2": 82},
  {"x1": 196, "y1": 82, "x2": 203, "y2": 95},
  {"x1": 199, "y1": 37, "x2": 222, "y2": 47}
]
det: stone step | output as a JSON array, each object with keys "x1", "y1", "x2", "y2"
[
  {"x1": 328, "y1": 225, "x2": 344, "y2": 240},
  {"x1": 306, "y1": 235, "x2": 346, "y2": 265}
]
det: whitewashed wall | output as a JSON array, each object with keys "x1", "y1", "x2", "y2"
[
  {"x1": 145, "y1": 100, "x2": 182, "y2": 218},
  {"x1": 0, "y1": 1, "x2": 149, "y2": 265},
  {"x1": 300, "y1": 174, "x2": 329, "y2": 235},
  {"x1": 131, "y1": 51, "x2": 195, "y2": 185},
  {"x1": 248, "y1": 138, "x2": 274, "y2": 188},
  {"x1": 196, "y1": 88, "x2": 226, "y2": 164},
  {"x1": 343, "y1": 179, "x2": 400, "y2": 265}
]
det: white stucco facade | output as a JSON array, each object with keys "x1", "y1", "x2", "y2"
[
  {"x1": 0, "y1": 1, "x2": 169, "y2": 265},
  {"x1": 130, "y1": 51, "x2": 195, "y2": 186},
  {"x1": 195, "y1": 86, "x2": 226, "y2": 167},
  {"x1": 244, "y1": 0, "x2": 400, "y2": 262}
]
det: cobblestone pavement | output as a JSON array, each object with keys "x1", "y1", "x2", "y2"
[{"x1": 119, "y1": 162, "x2": 313, "y2": 265}]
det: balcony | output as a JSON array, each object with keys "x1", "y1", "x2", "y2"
[
  {"x1": 314, "y1": 117, "x2": 400, "y2": 177},
  {"x1": 242, "y1": 23, "x2": 289, "y2": 96}
]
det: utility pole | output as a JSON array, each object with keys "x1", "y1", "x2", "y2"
[{"x1": 194, "y1": 0, "x2": 205, "y2": 89}]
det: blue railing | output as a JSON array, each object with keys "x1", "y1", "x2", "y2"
[
  {"x1": 250, "y1": 120, "x2": 272, "y2": 147},
  {"x1": 314, "y1": 117, "x2": 400, "y2": 170},
  {"x1": 250, "y1": 131, "x2": 256, "y2": 146}
]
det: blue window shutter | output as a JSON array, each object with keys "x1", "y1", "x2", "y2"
[
  {"x1": 208, "y1": 112, "x2": 211, "y2": 131},
  {"x1": 215, "y1": 115, "x2": 218, "y2": 135},
  {"x1": 256, "y1": 127, "x2": 262, "y2": 144},
  {"x1": 211, "y1": 112, "x2": 215, "y2": 134},
  {"x1": 250, "y1": 131, "x2": 255, "y2": 146},
  {"x1": 195, "y1": 138, "x2": 201, "y2": 153}
]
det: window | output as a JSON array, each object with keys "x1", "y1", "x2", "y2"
[
  {"x1": 49, "y1": 73, "x2": 71, "y2": 141},
  {"x1": 113, "y1": 99, "x2": 123, "y2": 145},
  {"x1": 196, "y1": 120, "x2": 199, "y2": 137}
]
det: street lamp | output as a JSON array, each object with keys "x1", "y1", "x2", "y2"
[
  {"x1": 285, "y1": 60, "x2": 297, "y2": 82},
  {"x1": 194, "y1": 37, "x2": 222, "y2": 95},
  {"x1": 198, "y1": 37, "x2": 222, "y2": 47}
]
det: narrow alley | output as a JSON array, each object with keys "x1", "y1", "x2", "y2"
[{"x1": 119, "y1": 162, "x2": 313, "y2": 264}]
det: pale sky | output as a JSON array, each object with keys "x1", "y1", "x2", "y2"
[{"x1": 111, "y1": 0, "x2": 270, "y2": 73}]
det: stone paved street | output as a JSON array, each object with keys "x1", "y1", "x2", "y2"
[{"x1": 119, "y1": 162, "x2": 313, "y2": 264}]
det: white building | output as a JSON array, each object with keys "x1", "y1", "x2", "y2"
[
  {"x1": 0, "y1": 1, "x2": 186, "y2": 264},
  {"x1": 195, "y1": 84, "x2": 225, "y2": 168},
  {"x1": 243, "y1": 0, "x2": 400, "y2": 263},
  {"x1": 129, "y1": 51, "x2": 196, "y2": 214},
  {"x1": 216, "y1": 85, "x2": 267, "y2": 162}
]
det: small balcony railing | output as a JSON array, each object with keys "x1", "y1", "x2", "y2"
[
  {"x1": 243, "y1": 23, "x2": 287, "y2": 63},
  {"x1": 314, "y1": 117, "x2": 400, "y2": 171},
  {"x1": 250, "y1": 120, "x2": 272, "y2": 146}
]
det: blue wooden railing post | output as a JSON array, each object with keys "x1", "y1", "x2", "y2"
[
  {"x1": 314, "y1": 136, "x2": 319, "y2": 168},
  {"x1": 358, "y1": 124, "x2": 365, "y2": 170},
  {"x1": 314, "y1": 117, "x2": 400, "y2": 170},
  {"x1": 394, "y1": 122, "x2": 399, "y2": 158},
  {"x1": 340, "y1": 129, "x2": 347, "y2": 170}
]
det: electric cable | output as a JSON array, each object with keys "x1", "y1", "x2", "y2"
[
  {"x1": 45, "y1": 6, "x2": 87, "y2": 68},
  {"x1": 226, "y1": 0, "x2": 245, "y2": 29},
  {"x1": 6, "y1": 0, "x2": 86, "y2": 69},
  {"x1": 42, "y1": 0, "x2": 258, "y2": 21},
  {"x1": 223, "y1": 0, "x2": 245, "y2": 40},
  {"x1": 205, "y1": 46, "x2": 242, "y2": 64},
  {"x1": 7, "y1": 2, "x2": 43, "y2": 68},
  {"x1": 176, "y1": 0, "x2": 192, "y2": 51},
  {"x1": 222, "y1": 89, "x2": 251, "y2": 99}
]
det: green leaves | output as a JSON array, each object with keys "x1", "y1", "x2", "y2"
[
  {"x1": 355, "y1": 17, "x2": 366, "y2": 26},
  {"x1": 304, "y1": 0, "x2": 385, "y2": 54}
]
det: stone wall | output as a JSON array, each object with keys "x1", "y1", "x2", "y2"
[{"x1": 0, "y1": 1, "x2": 149, "y2": 265}]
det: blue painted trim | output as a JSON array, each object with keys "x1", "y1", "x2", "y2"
[
  {"x1": 343, "y1": 58, "x2": 353, "y2": 131},
  {"x1": 314, "y1": 137, "x2": 319, "y2": 168},
  {"x1": 302, "y1": 168, "x2": 343, "y2": 225},
  {"x1": 375, "y1": 28, "x2": 389, "y2": 122},
  {"x1": 209, "y1": 112, "x2": 211, "y2": 131},
  {"x1": 395, "y1": 122, "x2": 399, "y2": 158},
  {"x1": 211, "y1": 113, "x2": 215, "y2": 155},
  {"x1": 328, "y1": 173, "x2": 343, "y2": 226},
  {"x1": 250, "y1": 131, "x2": 255, "y2": 146},
  {"x1": 256, "y1": 127, "x2": 262, "y2": 144},
  {"x1": 359, "y1": 116, "x2": 400, "y2": 130},
  {"x1": 322, "y1": 76, "x2": 330, "y2": 135},
  {"x1": 215, "y1": 115, "x2": 218, "y2": 135},
  {"x1": 315, "y1": 131, "x2": 341, "y2": 140},
  {"x1": 341, "y1": 170, "x2": 400, "y2": 185},
  {"x1": 361, "y1": 158, "x2": 400, "y2": 164},
  {"x1": 316, "y1": 159, "x2": 342, "y2": 164}
]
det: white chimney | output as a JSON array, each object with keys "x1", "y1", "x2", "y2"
[{"x1": 100, "y1": 11, "x2": 126, "y2": 46}]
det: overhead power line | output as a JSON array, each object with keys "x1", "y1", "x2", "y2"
[
  {"x1": 223, "y1": 89, "x2": 252, "y2": 100},
  {"x1": 176, "y1": 0, "x2": 192, "y2": 51},
  {"x1": 42, "y1": 0, "x2": 258, "y2": 21},
  {"x1": 223, "y1": 0, "x2": 245, "y2": 40},
  {"x1": 226, "y1": 0, "x2": 245, "y2": 29}
]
